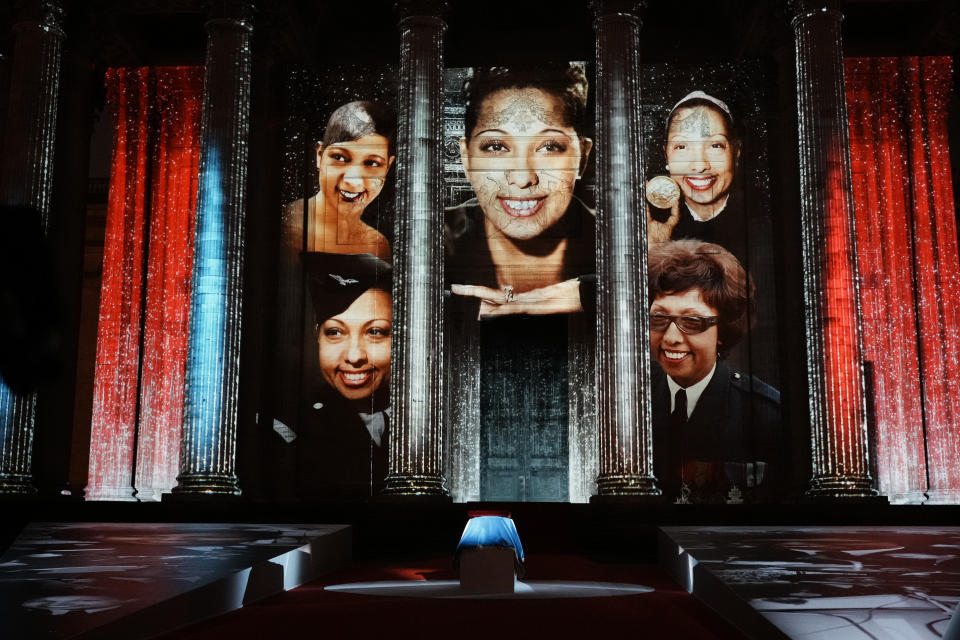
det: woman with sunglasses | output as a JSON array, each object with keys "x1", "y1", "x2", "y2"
[{"x1": 648, "y1": 239, "x2": 782, "y2": 504}]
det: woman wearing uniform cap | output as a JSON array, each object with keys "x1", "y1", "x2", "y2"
[
  {"x1": 647, "y1": 239, "x2": 783, "y2": 504},
  {"x1": 299, "y1": 252, "x2": 392, "y2": 498}
]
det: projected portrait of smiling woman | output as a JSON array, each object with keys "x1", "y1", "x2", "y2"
[
  {"x1": 647, "y1": 239, "x2": 783, "y2": 504},
  {"x1": 301, "y1": 100, "x2": 396, "y2": 260},
  {"x1": 446, "y1": 64, "x2": 595, "y2": 317},
  {"x1": 647, "y1": 91, "x2": 745, "y2": 260},
  {"x1": 299, "y1": 252, "x2": 392, "y2": 498}
]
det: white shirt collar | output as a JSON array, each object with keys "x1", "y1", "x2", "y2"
[
  {"x1": 357, "y1": 405, "x2": 391, "y2": 446},
  {"x1": 685, "y1": 195, "x2": 729, "y2": 222},
  {"x1": 666, "y1": 361, "x2": 718, "y2": 418}
]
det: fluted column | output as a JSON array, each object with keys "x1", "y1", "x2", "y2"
[
  {"x1": 382, "y1": 0, "x2": 449, "y2": 497},
  {"x1": 592, "y1": 0, "x2": 659, "y2": 497},
  {"x1": 172, "y1": 0, "x2": 253, "y2": 496},
  {"x1": 789, "y1": 0, "x2": 877, "y2": 498},
  {"x1": 0, "y1": 0, "x2": 65, "y2": 495}
]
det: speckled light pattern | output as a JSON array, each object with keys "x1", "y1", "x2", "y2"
[
  {"x1": 790, "y1": 1, "x2": 875, "y2": 497},
  {"x1": 86, "y1": 67, "x2": 202, "y2": 502},
  {"x1": 134, "y1": 69, "x2": 203, "y2": 501},
  {"x1": 382, "y1": 3, "x2": 450, "y2": 496},
  {"x1": 593, "y1": 1, "x2": 660, "y2": 496},
  {"x1": 0, "y1": 0, "x2": 65, "y2": 495},
  {"x1": 174, "y1": 6, "x2": 253, "y2": 496},
  {"x1": 87, "y1": 67, "x2": 152, "y2": 501},
  {"x1": 846, "y1": 56, "x2": 960, "y2": 504}
]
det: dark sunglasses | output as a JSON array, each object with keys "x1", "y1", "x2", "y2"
[{"x1": 650, "y1": 313, "x2": 720, "y2": 335}]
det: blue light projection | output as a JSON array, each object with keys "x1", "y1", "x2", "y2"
[
  {"x1": 0, "y1": 375, "x2": 35, "y2": 492},
  {"x1": 0, "y1": 377, "x2": 14, "y2": 438},
  {"x1": 182, "y1": 144, "x2": 228, "y2": 479}
]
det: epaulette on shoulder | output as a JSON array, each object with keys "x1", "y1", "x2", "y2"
[{"x1": 728, "y1": 369, "x2": 781, "y2": 405}]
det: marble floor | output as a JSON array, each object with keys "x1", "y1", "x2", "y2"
[
  {"x1": 0, "y1": 522, "x2": 351, "y2": 639},
  {"x1": 660, "y1": 526, "x2": 960, "y2": 639}
]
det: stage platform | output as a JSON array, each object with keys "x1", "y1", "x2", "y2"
[
  {"x1": 3, "y1": 502, "x2": 960, "y2": 639},
  {"x1": 0, "y1": 522, "x2": 351, "y2": 639},
  {"x1": 660, "y1": 526, "x2": 960, "y2": 639}
]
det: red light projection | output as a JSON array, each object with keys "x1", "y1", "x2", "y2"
[
  {"x1": 846, "y1": 56, "x2": 960, "y2": 503},
  {"x1": 86, "y1": 67, "x2": 202, "y2": 501}
]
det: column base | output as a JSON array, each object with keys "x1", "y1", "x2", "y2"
[
  {"x1": 590, "y1": 493, "x2": 665, "y2": 504},
  {"x1": 0, "y1": 472, "x2": 37, "y2": 495},
  {"x1": 595, "y1": 474, "x2": 661, "y2": 497},
  {"x1": 83, "y1": 484, "x2": 136, "y2": 502},
  {"x1": 376, "y1": 493, "x2": 452, "y2": 504},
  {"x1": 806, "y1": 475, "x2": 883, "y2": 500},
  {"x1": 381, "y1": 473, "x2": 449, "y2": 498},
  {"x1": 170, "y1": 472, "x2": 241, "y2": 496}
]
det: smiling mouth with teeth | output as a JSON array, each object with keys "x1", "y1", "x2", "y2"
[
  {"x1": 337, "y1": 187, "x2": 366, "y2": 203},
  {"x1": 683, "y1": 176, "x2": 717, "y2": 191},
  {"x1": 338, "y1": 369, "x2": 374, "y2": 387},
  {"x1": 498, "y1": 196, "x2": 546, "y2": 218},
  {"x1": 662, "y1": 350, "x2": 689, "y2": 361}
]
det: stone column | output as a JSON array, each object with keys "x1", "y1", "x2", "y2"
[
  {"x1": 0, "y1": 0, "x2": 65, "y2": 495},
  {"x1": 592, "y1": 0, "x2": 659, "y2": 497},
  {"x1": 172, "y1": 0, "x2": 254, "y2": 496},
  {"x1": 381, "y1": 0, "x2": 449, "y2": 497},
  {"x1": 789, "y1": 0, "x2": 877, "y2": 498}
]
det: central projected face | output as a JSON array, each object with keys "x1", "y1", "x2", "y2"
[{"x1": 460, "y1": 88, "x2": 584, "y2": 242}]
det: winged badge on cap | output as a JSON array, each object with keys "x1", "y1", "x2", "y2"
[{"x1": 329, "y1": 274, "x2": 359, "y2": 286}]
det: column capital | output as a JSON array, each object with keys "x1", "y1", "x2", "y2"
[
  {"x1": 591, "y1": 0, "x2": 645, "y2": 25},
  {"x1": 394, "y1": 0, "x2": 449, "y2": 25},
  {"x1": 13, "y1": 0, "x2": 65, "y2": 38},
  {"x1": 786, "y1": 0, "x2": 843, "y2": 26},
  {"x1": 204, "y1": 0, "x2": 255, "y2": 28}
]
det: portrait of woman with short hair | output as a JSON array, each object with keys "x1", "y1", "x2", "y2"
[{"x1": 648, "y1": 239, "x2": 783, "y2": 504}]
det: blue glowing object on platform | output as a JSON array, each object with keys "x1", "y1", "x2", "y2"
[{"x1": 457, "y1": 516, "x2": 525, "y2": 562}]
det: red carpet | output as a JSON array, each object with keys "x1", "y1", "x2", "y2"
[{"x1": 163, "y1": 554, "x2": 747, "y2": 639}]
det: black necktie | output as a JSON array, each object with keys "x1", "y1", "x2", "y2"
[
  {"x1": 670, "y1": 389, "x2": 687, "y2": 491},
  {"x1": 671, "y1": 388, "x2": 688, "y2": 428}
]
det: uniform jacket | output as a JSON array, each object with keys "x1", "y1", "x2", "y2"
[
  {"x1": 651, "y1": 360, "x2": 783, "y2": 503},
  {"x1": 297, "y1": 386, "x2": 389, "y2": 500}
]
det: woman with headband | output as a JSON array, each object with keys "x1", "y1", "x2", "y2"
[{"x1": 648, "y1": 91, "x2": 744, "y2": 256}]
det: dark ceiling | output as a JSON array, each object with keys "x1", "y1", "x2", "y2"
[{"x1": 0, "y1": 1, "x2": 957, "y2": 69}]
